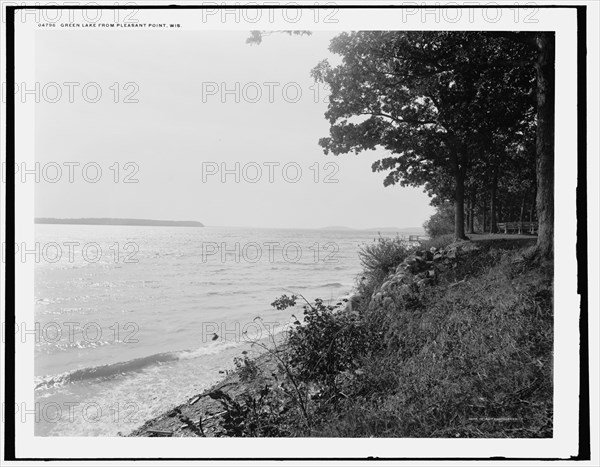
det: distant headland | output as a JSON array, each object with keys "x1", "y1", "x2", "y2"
[{"x1": 35, "y1": 218, "x2": 204, "y2": 227}]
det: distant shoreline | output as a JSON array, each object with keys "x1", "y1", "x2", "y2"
[{"x1": 35, "y1": 218, "x2": 204, "y2": 227}]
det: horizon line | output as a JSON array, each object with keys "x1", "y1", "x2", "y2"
[{"x1": 35, "y1": 217, "x2": 425, "y2": 232}]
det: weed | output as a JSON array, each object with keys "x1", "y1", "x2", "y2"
[{"x1": 233, "y1": 352, "x2": 259, "y2": 382}]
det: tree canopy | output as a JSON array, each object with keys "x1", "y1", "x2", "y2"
[{"x1": 312, "y1": 31, "x2": 551, "y2": 253}]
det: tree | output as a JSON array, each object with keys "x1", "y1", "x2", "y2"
[
  {"x1": 533, "y1": 33, "x2": 555, "y2": 259},
  {"x1": 490, "y1": 31, "x2": 555, "y2": 258},
  {"x1": 424, "y1": 203, "x2": 455, "y2": 238},
  {"x1": 312, "y1": 31, "x2": 536, "y2": 240}
]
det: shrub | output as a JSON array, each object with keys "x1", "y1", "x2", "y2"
[
  {"x1": 208, "y1": 386, "x2": 290, "y2": 437},
  {"x1": 358, "y1": 234, "x2": 413, "y2": 278},
  {"x1": 285, "y1": 298, "x2": 372, "y2": 396},
  {"x1": 354, "y1": 235, "x2": 414, "y2": 310},
  {"x1": 233, "y1": 352, "x2": 259, "y2": 382},
  {"x1": 423, "y1": 203, "x2": 455, "y2": 238}
]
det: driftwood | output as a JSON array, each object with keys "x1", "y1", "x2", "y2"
[
  {"x1": 188, "y1": 396, "x2": 201, "y2": 405},
  {"x1": 201, "y1": 410, "x2": 227, "y2": 422}
]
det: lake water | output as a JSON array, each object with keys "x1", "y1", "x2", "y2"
[{"x1": 33, "y1": 224, "x2": 417, "y2": 436}]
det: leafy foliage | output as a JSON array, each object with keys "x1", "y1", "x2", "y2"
[
  {"x1": 358, "y1": 234, "x2": 413, "y2": 277},
  {"x1": 312, "y1": 31, "x2": 538, "y2": 239},
  {"x1": 285, "y1": 298, "x2": 373, "y2": 396},
  {"x1": 424, "y1": 203, "x2": 455, "y2": 238},
  {"x1": 232, "y1": 352, "x2": 259, "y2": 382},
  {"x1": 208, "y1": 387, "x2": 289, "y2": 437},
  {"x1": 355, "y1": 235, "x2": 414, "y2": 307},
  {"x1": 270, "y1": 294, "x2": 298, "y2": 310},
  {"x1": 246, "y1": 30, "x2": 311, "y2": 45}
]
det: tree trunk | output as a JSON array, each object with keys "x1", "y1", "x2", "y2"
[
  {"x1": 450, "y1": 140, "x2": 467, "y2": 240},
  {"x1": 529, "y1": 189, "x2": 536, "y2": 222},
  {"x1": 483, "y1": 198, "x2": 487, "y2": 233},
  {"x1": 519, "y1": 197, "x2": 526, "y2": 223},
  {"x1": 497, "y1": 200, "x2": 503, "y2": 224},
  {"x1": 489, "y1": 170, "x2": 498, "y2": 233},
  {"x1": 467, "y1": 192, "x2": 475, "y2": 233},
  {"x1": 455, "y1": 170, "x2": 466, "y2": 240},
  {"x1": 465, "y1": 195, "x2": 471, "y2": 234},
  {"x1": 535, "y1": 32, "x2": 555, "y2": 258}
]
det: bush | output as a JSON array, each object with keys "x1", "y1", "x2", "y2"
[
  {"x1": 424, "y1": 203, "x2": 455, "y2": 238},
  {"x1": 358, "y1": 234, "x2": 413, "y2": 277},
  {"x1": 208, "y1": 386, "x2": 290, "y2": 437},
  {"x1": 232, "y1": 352, "x2": 259, "y2": 382},
  {"x1": 354, "y1": 235, "x2": 414, "y2": 311},
  {"x1": 285, "y1": 298, "x2": 372, "y2": 396}
]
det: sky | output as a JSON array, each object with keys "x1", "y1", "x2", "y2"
[{"x1": 34, "y1": 29, "x2": 435, "y2": 229}]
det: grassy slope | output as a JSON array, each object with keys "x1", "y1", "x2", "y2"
[{"x1": 308, "y1": 238, "x2": 553, "y2": 437}]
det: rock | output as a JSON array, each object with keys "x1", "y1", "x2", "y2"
[
  {"x1": 389, "y1": 274, "x2": 402, "y2": 284},
  {"x1": 394, "y1": 274, "x2": 409, "y2": 286}
]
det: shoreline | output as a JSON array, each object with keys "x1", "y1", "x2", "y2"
[
  {"x1": 127, "y1": 294, "x2": 355, "y2": 437},
  {"x1": 126, "y1": 350, "x2": 281, "y2": 437}
]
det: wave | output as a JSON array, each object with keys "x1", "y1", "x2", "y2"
[
  {"x1": 318, "y1": 282, "x2": 344, "y2": 288},
  {"x1": 35, "y1": 341, "x2": 241, "y2": 390},
  {"x1": 286, "y1": 282, "x2": 346, "y2": 290},
  {"x1": 36, "y1": 339, "x2": 116, "y2": 353}
]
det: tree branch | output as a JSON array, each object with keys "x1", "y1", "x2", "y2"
[{"x1": 359, "y1": 111, "x2": 438, "y2": 126}]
